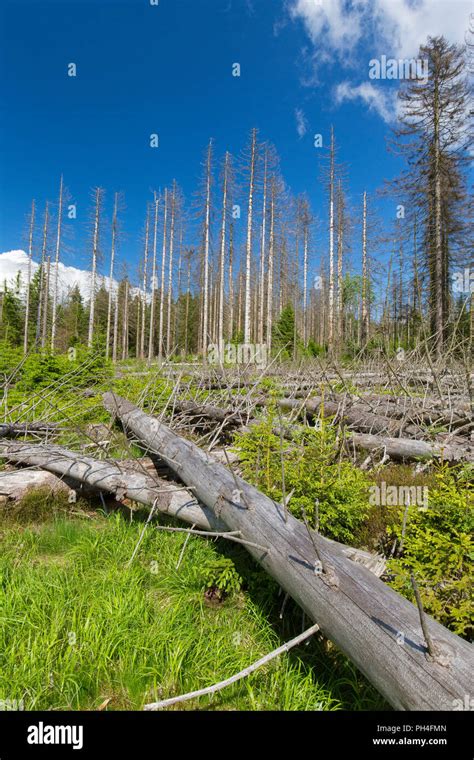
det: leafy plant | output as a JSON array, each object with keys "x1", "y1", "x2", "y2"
[
  {"x1": 200, "y1": 556, "x2": 242, "y2": 598},
  {"x1": 387, "y1": 463, "x2": 473, "y2": 638},
  {"x1": 234, "y1": 406, "x2": 371, "y2": 544}
]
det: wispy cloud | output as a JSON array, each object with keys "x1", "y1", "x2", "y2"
[
  {"x1": 334, "y1": 81, "x2": 396, "y2": 124},
  {"x1": 295, "y1": 107, "x2": 309, "y2": 138},
  {"x1": 288, "y1": 0, "x2": 471, "y2": 62}
]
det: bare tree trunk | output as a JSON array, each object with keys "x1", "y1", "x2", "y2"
[
  {"x1": 202, "y1": 140, "x2": 213, "y2": 357},
  {"x1": 112, "y1": 290, "x2": 119, "y2": 363},
  {"x1": 50, "y1": 175, "x2": 63, "y2": 351},
  {"x1": 106, "y1": 192, "x2": 119, "y2": 360},
  {"x1": 184, "y1": 251, "x2": 191, "y2": 356},
  {"x1": 336, "y1": 181, "x2": 344, "y2": 350},
  {"x1": 266, "y1": 179, "x2": 275, "y2": 353},
  {"x1": 244, "y1": 128, "x2": 257, "y2": 344},
  {"x1": 166, "y1": 182, "x2": 176, "y2": 355},
  {"x1": 228, "y1": 222, "x2": 234, "y2": 341},
  {"x1": 23, "y1": 199, "x2": 35, "y2": 354},
  {"x1": 148, "y1": 193, "x2": 160, "y2": 363},
  {"x1": 140, "y1": 205, "x2": 150, "y2": 359},
  {"x1": 158, "y1": 188, "x2": 168, "y2": 362},
  {"x1": 328, "y1": 126, "x2": 335, "y2": 350},
  {"x1": 218, "y1": 152, "x2": 230, "y2": 350},
  {"x1": 433, "y1": 76, "x2": 443, "y2": 356},
  {"x1": 36, "y1": 202, "x2": 49, "y2": 349},
  {"x1": 258, "y1": 149, "x2": 268, "y2": 345},
  {"x1": 121, "y1": 279, "x2": 129, "y2": 360},
  {"x1": 87, "y1": 188, "x2": 102, "y2": 349},
  {"x1": 361, "y1": 191, "x2": 369, "y2": 346},
  {"x1": 41, "y1": 255, "x2": 51, "y2": 348}
]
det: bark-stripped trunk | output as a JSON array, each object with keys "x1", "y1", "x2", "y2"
[
  {"x1": 87, "y1": 188, "x2": 102, "y2": 349},
  {"x1": 258, "y1": 150, "x2": 268, "y2": 345},
  {"x1": 158, "y1": 188, "x2": 168, "y2": 362},
  {"x1": 50, "y1": 175, "x2": 63, "y2": 351},
  {"x1": 218, "y1": 153, "x2": 229, "y2": 350},
  {"x1": 106, "y1": 192, "x2": 119, "y2": 360},
  {"x1": 148, "y1": 193, "x2": 159, "y2": 363},
  {"x1": 166, "y1": 182, "x2": 176, "y2": 356},
  {"x1": 328, "y1": 126, "x2": 335, "y2": 350},
  {"x1": 140, "y1": 205, "x2": 150, "y2": 359},
  {"x1": 361, "y1": 191, "x2": 369, "y2": 346},
  {"x1": 202, "y1": 140, "x2": 213, "y2": 357},
  {"x1": 23, "y1": 199, "x2": 35, "y2": 354},
  {"x1": 244, "y1": 128, "x2": 257, "y2": 344},
  {"x1": 266, "y1": 179, "x2": 275, "y2": 353},
  {"x1": 35, "y1": 202, "x2": 49, "y2": 349}
]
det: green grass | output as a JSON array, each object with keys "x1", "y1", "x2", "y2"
[{"x1": 0, "y1": 507, "x2": 386, "y2": 711}]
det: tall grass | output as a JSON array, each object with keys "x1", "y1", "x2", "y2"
[{"x1": 0, "y1": 508, "x2": 386, "y2": 711}]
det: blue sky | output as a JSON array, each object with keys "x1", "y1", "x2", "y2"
[{"x1": 0, "y1": 0, "x2": 471, "y2": 278}]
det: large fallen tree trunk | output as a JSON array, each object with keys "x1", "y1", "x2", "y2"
[
  {"x1": 103, "y1": 392, "x2": 473, "y2": 711},
  {"x1": 0, "y1": 442, "x2": 226, "y2": 532},
  {"x1": 348, "y1": 433, "x2": 474, "y2": 463},
  {"x1": 0, "y1": 422, "x2": 60, "y2": 438}
]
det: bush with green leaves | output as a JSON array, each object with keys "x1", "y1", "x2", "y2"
[
  {"x1": 234, "y1": 407, "x2": 371, "y2": 544},
  {"x1": 387, "y1": 463, "x2": 473, "y2": 639},
  {"x1": 17, "y1": 349, "x2": 112, "y2": 392}
]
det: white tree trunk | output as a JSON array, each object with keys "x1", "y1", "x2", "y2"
[{"x1": 50, "y1": 175, "x2": 63, "y2": 351}]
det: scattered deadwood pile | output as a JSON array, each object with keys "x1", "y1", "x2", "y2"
[
  {"x1": 1, "y1": 392, "x2": 473, "y2": 710},
  {"x1": 95, "y1": 392, "x2": 470, "y2": 710}
]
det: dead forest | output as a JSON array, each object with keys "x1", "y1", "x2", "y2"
[{"x1": 0, "y1": 34, "x2": 472, "y2": 713}]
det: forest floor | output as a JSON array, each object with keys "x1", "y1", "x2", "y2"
[{"x1": 0, "y1": 351, "x2": 472, "y2": 710}]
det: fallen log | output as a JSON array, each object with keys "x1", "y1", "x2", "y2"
[
  {"x1": 103, "y1": 391, "x2": 473, "y2": 711},
  {"x1": 349, "y1": 433, "x2": 474, "y2": 463},
  {"x1": 0, "y1": 469, "x2": 73, "y2": 502},
  {"x1": 278, "y1": 397, "x2": 424, "y2": 438},
  {"x1": 0, "y1": 442, "x2": 226, "y2": 532},
  {"x1": 0, "y1": 422, "x2": 60, "y2": 438}
]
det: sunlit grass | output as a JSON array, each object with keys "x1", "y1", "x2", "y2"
[{"x1": 0, "y1": 508, "x2": 386, "y2": 711}]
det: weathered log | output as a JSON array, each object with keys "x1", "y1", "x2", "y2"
[
  {"x1": 0, "y1": 422, "x2": 60, "y2": 438},
  {"x1": 0, "y1": 442, "x2": 226, "y2": 532},
  {"x1": 349, "y1": 433, "x2": 474, "y2": 463},
  {"x1": 103, "y1": 391, "x2": 473, "y2": 711},
  {"x1": 0, "y1": 469, "x2": 73, "y2": 502}
]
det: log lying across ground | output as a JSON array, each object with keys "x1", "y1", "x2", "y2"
[
  {"x1": 349, "y1": 433, "x2": 474, "y2": 463},
  {"x1": 103, "y1": 392, "x2": 473, "y2": 711},
  {"x1": 0, "y1": 422, "x2": 59, "y2": 438},
  {"x1": 0, "y1": 442, "x2": 225, "y2": 532}
]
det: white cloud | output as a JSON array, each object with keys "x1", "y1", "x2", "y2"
[
  {"x1": 295, "y1": 107, "x2": 309, "y2": 137},
  {"x1": 289, "y1": 0, "x2": 471, "y2": 61},
  {"x1": 0, "y1": 250, "x2": 114, "y2": 300},
  {"x1": 334, "y1": 80, "x2": 397, "y2": 123}
]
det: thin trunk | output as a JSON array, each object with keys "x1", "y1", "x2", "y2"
[
  {"x1": 218, "y1": 152, "x2": 229, "y2": 349},
  {"x1": 328, "y1": 126, "x2": 335, "y2": 349},
  {"x1": 140, "y1": 205, "x2": 150, "y2": 359},
  {"x1": 36, "y1": 203, "x2": 49, "y2": 349},
  {"x1": 158, "y1": 188, "x2": 168, "y2": 361},
  {"x1": 258, "y1": 150, "x2": 268, "y2": 345},
  {"x1": 244, "y1": 128, "x2": 257, "y2": 344},
  {"x1": 148, "y1": 193, "x2": 159, "y2": 363},
  {"x1": 87, "y1": 188, "x2": 102, "y2": 349},
  {"x1": 202, "y1": 140, "x2": 212, "y2": 356},
  {"x1": 106, "y1": 192, "x2": 119, "y2": 360},
  {"x1": 50, "y1": 175, "x2": 63, "y2": 351},
  {"x1": 266, "y1": 180, "x2": 275, "y2": 353},
  {"x1": 361, "y1": 191, "x2": 369, "y2": 346},
  {"x1": 166, "y1": 182, "x2": 176, "y2": 355},
  {"x1": 23, "y1": 200, "x2": 35, "y2": 354},
  {"x1": 41, "y1": 255, "x2": 51, "y2": 348}
]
